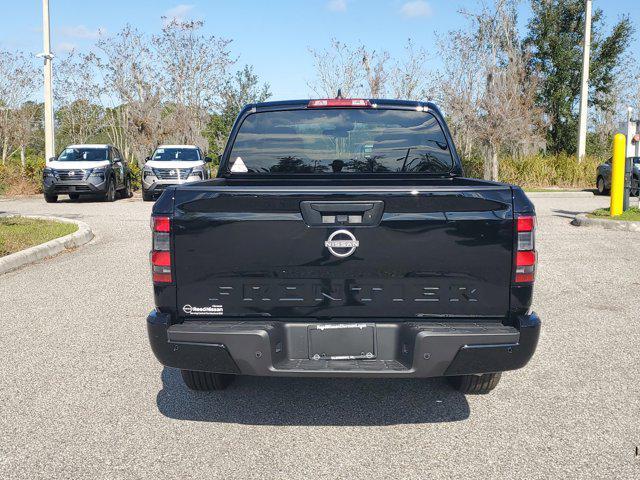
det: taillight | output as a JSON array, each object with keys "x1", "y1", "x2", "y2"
[
  {"x1": 307, "y1": 99, "x2": 372, "y2": 108},
  {"x1": 151, "y1": 216, "x2": 172, "y2": 283},
  {"x1": 515, "y1": 215, "x2": 536, "y2": 283}
]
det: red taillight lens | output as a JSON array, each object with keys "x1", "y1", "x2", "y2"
[
  {"x1": 515, "y1": 251, "x2": 536, "y2": 283},
  {"x1": 152, "y1": 216, "x2": 170, "y2": 232},
  {"x1": 515, "y1": 215, "x2": 536, "y2": 283},
  {"x1": 151, "y1": 216, "x2": 172, "y2": 283},
  {"x1": 517, "y1": 216, "x2": 534, "y2": 232},
  {"x1": 307, "y1": 99, "x2": 372, "y2": 108}
]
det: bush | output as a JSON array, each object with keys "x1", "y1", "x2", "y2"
[
  {"x1": 462, "y1": 153, "x2": 602, "y2": 189},
  {"x1": 0, "y1": 156, "x2": 44, "y2": 196},
  {"x1": 128, "y1": 161, "x2": 141, "y2": 190}
]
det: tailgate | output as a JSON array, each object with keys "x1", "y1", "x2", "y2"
[{"x1": 172, "y1": 185, "x2": 514, "y2": 320}]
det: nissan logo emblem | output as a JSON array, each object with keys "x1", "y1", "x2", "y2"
[{"x1": 324, "y1": 229, "x2": 359, "y2": 258}]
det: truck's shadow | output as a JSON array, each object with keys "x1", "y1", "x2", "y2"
[{"x1": 156, "y1": 367, "x2": 470, "y2": 425}]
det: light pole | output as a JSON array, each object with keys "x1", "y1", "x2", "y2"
[
  {"x1": 40, "y1": 0, "x2": 55, "y2": 163},
  {"x1": 576, "y1": 0, "x2": 592, "y2": 162}
]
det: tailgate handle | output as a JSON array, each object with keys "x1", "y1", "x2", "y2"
[
  {"x1": 300, "y1": 201, "x2": 384, "y2": 226},
  {"x1": 310, "y1": 202, "x2": 374, "y2": 213}
]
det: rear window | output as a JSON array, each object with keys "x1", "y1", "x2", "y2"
[{"x1": 227, "y1": 109, "x2": 453, "y2": 174}]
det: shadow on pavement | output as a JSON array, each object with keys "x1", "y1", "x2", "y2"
[
  {"x1": 551, "y1": 209, "x2": 585, "y2": 219},
  {"x1": 156, "y1": 367, "x2": 470, "y2": 426}
]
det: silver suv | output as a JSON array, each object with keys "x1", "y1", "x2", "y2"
[{"x1": 142, "y1": 145, "x2": 212, "y2": 201}]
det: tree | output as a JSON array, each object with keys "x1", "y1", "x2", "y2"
[
  {"x1": 56, "y1": 52, "x2": 106, "y2": 146},
  {"x1": 307, "y1": 39, "x2": 365, "y2": 97},
  {"x1": 93, "y1": 25, "x2": 163, "y2": 164},
  {"x1": 308, "y1": 39, "x2": 430, "y2": 100},
  {"x1": 524, "y1": 0, "x2": 633, "y2": 154},
  {"x1": 436, "y1": 0, "x2": 544, "y2": 180},
  {"x1": 13, "y1": 101, "x2": 41, "y2": 172},
  {"x1": 153, "y1": 19, "x2": 234, "y2": 150},
  {"x1": 206, "y1": 65, "x2": 271, "y2": 155},
  {"x1": 0, "y1": 50, "x2": 38, "y2": 164},
  {"x1": 361, "y1": 47, "x2": 390, "y2": 97},
  {"x1": 389, "y1": 39, "x2": 430, "y2": 100}
]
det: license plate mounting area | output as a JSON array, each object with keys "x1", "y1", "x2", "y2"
[{"x1": 308, "y1": 323, "x2": 376, "y2": 360}]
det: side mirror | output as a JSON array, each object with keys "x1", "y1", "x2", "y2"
[
  {"x1": 145, "y1": 156, "x2": 151, "y2": 162},
  {"x1": 217, "y1": 154, "x2": 222, "y2": 163},
  {"x1": 48, "y1": 156, "x2": 56, "y2": 163},
  {"x1": 205, "y1": 156, "x2": 213, "y2": 163}
]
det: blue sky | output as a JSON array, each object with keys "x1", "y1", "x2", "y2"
[{"x1": 1, "y1": 0, "x2": 638, "y2": 100}]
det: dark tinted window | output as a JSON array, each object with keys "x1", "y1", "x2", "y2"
[
  {"x1": 58, "y1": 148, "x2": 109, "y2": 162},
  {"x1": 228, "y1": 109, "x2": 453, "y2": 174},
  {"x1": 152, "y1": 148, "x2": 201, "y2": 161}
]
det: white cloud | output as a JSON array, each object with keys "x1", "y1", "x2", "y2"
[
  {"x1": 163, "y1": 4, "x2": 195, "y2": 24},
  {"x1": 399, "y1": 1, "x2": 433, "y2": 18},
  {"x1": 327, "y1": 0, "x2": 347, "y2": 12},
  {"x1": 59, "y1": 25, "x2": 105, "y2": 39}
]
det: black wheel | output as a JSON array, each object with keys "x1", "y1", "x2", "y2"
[
  {"x1": 44, "y1": 194, "x2": 57, "y2": 203},
  {"x1": 119, "y1": 177, "x2": 133, "y2": 199},
  {"x1": 69, "y1": 193, "x2": 80, "y2": 201},
  {"x1": 631, "y1": 176, "x2": 639, "y2": 197},
  {"x1": 142, "y1": 190, "x2": 154, "y2": 202},
  {"x1": 596, "y1": 176, "x2": 609, "y2": 195},
  {"x1": 447, "y1": 372, "x2": 502, "y2": 394},
  {"x1": 180, "y1": 370, "x2": 235, "y2": 391},
  {"x1": 102, "y1": 178, "x2": 116, "y2": 202}
]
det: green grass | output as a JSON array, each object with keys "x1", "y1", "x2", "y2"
[
  {"x1": 0, "y1": 217, "x2": 78, "y2": 257},
  {"x1": 588, "y1": 208, "x2": 640, "y2": 222}
]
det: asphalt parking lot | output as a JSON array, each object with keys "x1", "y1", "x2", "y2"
[{"x1": 0, "y1": 193, "x2": 639, "y2": 479}]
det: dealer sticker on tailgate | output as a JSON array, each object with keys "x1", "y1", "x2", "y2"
[{"x1": 182, "y1": 304, "x2": 223, "y2": 316}]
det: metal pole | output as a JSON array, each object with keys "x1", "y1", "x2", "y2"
[
  {"x1": 577, "y1": 0, "x2": 592, "y2": 162},
  {"x1": 42, "y1": 0, "x2": 55, "y2": 163}
]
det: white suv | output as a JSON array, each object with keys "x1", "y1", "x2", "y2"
[{"x1": 142, "y1": 145, "x2": 212, "y2": 201}]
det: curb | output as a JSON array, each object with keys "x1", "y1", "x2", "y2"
[
  {"x1": 0, "y1": 215, "x2": 94, "y2": 275},
  {"x1": 572, "y1": 213, "x2": 640, "y2": 232},
  {"x1": 526, "y1": 191, "x2": 595, "y2": 198}
]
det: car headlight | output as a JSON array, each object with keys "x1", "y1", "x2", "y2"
[
  {"x1": 187, "y1": 167, "x2": 204, "y2": 181},
  {"x1": 143, "y1": 167, "x2": 154, "y2": 179},
  {"x1": 43, "y1": 168, "x2": 55, "y2": 178},
  {"x1": 89, "y1": 166, "x2": 107, "y2": 178}
]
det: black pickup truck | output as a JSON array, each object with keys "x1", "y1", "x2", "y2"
[{"x1": 147, "y1": 98, "x2": 540, "y2": 395}]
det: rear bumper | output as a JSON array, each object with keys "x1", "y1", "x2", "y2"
[{"x1": 147, "y1": 312, "x2": 540, "y2": 378}]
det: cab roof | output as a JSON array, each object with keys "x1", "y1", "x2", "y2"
[{"x1": 246, "y1": 98, "x2": 442, "y2": 114}]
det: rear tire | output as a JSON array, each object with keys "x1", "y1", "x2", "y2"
[
  {"x1": 631, "y1": 176, "x2": 639, "y2": 197},
  {"x1": 180, "y1": 370, "x2": 235, "y2": 391},
  {"x1": 142, "y1": 190, "x2": 154, "y2": 202},
  {"x1": 596, "y1": 176, "x2": 609, "y2": 195},
  {"x1": 44, "y1": 194, "x2": 57, "y2": 203},
  {"x1": 69, "y1": 193, "x2": 79, "y2": 201},
  {"x1": 119, "y1": 177, "x2": 133, "y2": 199},
  {"x1": 447, "y1": 372, "x2": 502, "y2": 394},
  {"x1": 102, "y1": 178, "x2": 116, "y2": 202}
]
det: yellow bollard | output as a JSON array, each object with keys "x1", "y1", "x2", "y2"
[{"x1": 610, "y1": 133, "x2": 626, "y2": 216}]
